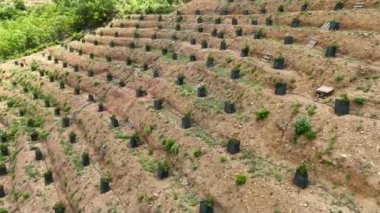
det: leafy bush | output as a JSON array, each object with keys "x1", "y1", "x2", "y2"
[
  {"x1": 293, "y1": 116, "x2": 316, "y2": 141},
  {"x1": 162, "y1": 138, "x2": 179, "y2": 155},
  {"x1": 293, "y1": 116, "x2": 311, "y2": 136},
  {"x1": 117, "y1": 0, "x2": 186, "y2": 15},
  {"x1": 304, "y1": 130, "x2": 316, "y2": 140},
  {"x1": 296, "y1": 163, "x2": 308, "y2": 177},
  {"x1": 193, "y1": 148, "x2": 202, "y2": 158},
  {"x1": 256, "y1": 107, "x2": 270, "y2": 121},
  {"x1": 334, "y1": 72, "x2": 344, "y2": 83},
  {"x1": 306, "y1": 104, "x2": 317, "y2": 116},
  {"x1": 157, "y1": 160, "x2": 170, "y2": 173},
  {"x1": 353, "y1": 97, "x2": 366, "y2": 105},
  {"x1": 235, "y1": 174, "x2": 246, "y2": 185},
  {"x1": 0, "y1": 0, "x2": 118, "y2": 60}
]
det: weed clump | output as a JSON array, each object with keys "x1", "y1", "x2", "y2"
[
  {"x1": 256, "y1": 107, "x2": 270, "y2": 121},
  {"x1": 235, "y1": 174, "x2": 247, "y2": 185}
]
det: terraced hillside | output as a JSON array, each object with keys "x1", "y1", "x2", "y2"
[{"x1": 0, "y1": 0, "x2": 380, "y2": 212}]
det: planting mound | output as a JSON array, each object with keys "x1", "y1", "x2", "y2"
[{"x1": 0, "y1": 0, "x2": 380, "y2": 212}]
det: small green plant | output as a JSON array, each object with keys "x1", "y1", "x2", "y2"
[
  {"x1": 306, "y1": 105, "x2": 317, "y2": 116},
  {"x1": 296, "y1": 163, "x2": 308, "y2": 177},
  {"x1": 291, "y1": 101, "x2": 302, "y2": 114},
  {"x1": 143, "y1": 124, "x2": 154, "y2": 136},
  {"x1": 157, "y1": 161, "x2": 170, "y2": 173},
  {"x1": 235, "y1": 174, "x2": 247, "y2": 185},
  {"x1": 304, "y1": 130, "x2": 316, "y2": 140},
  {"x1": 162, "y1": 138, "x2": 179, "y2": 155},
  {"x1": 193, "y1": 148, "x2": 202, "y2": 158},
  {"x1": 335, "y1": 72, "x2": 344, "y2": 83},
  {"x1": 292, "y1": 116, "x2": 316, "y2": 141},
  {"x1": 30, "y1": 60, "x2": 39, "y2": 71},
  {"x1": 277, "y1": 5, "x2": 284, "y2": 12},
  {"x1": 293, "y1": 116, "x2": 311, "y2": 135},
  {"x1": 256, "y1": 107, "x2": 270, "y2": 121},
  {"x1": 353, "y1": 97, "x2": 366, "y2": 106},
  {"x1": 220, "y1": 156, "x2": 227, "y2": 163},
  {"x1": 53, "y1": 201, "x2": 65, "y2": 213},
  {"x1": 338, "y1": 94, "x2": 349, "y2": 101}
]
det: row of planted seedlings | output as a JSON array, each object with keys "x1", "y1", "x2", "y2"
[
  {"x1": 165, "y1": 14, "x2": 350, "y2": 63},
  {"x1": 68, "y1": 25, "x2": 355, "y2": 89},
  {"x1": 110, "y1": 14, "x2": 176, "y2": 29},
  {"x1": 188, "y1": 20, "x2": 380, "y2": 62},
  {"x1": 83, "y1": 32, "x2": 310, "y2": 187},
  {"x1": 15, "y1": 62, "x2": 135, "y2": 211},
  {"x1": 103, "y1": 12, "x2": 354, "y2": 60},
  {"x1": 73, "y1": 30, "x2": 295, "y2": 104},
  {"x1": 48, "y1": 44, "x2": 159, "y2": 89},
  {"x1": 39, "y1": 46, "x2": 354, "y2": 196},
  {"x1": 27, "y1": 56, "x2": 200, "y2": 211},
  {"x1": 13, "y1": 77, "x2": 86, "y2": 212},
  {"x1": 94, "y1": 14, "x2": 346, "y2": 78},
  {"x1": 51, "y1": 32, "x2": 351, "y2": 118},
  {"x1": 175, "y1": 5, "x2": 380, "y2": 32},
  {"x1": 178, "y1": 17, "x2": 367, "y2": 58},
  {"x1": 64, "y1": 50, "x2": 296, "y2": 211},
  {"x1": 152, "y1": 19, "x2": 379, "y2": 115},
  {"x1": 150, "y1": 18, "x2": 375, "y2": 100},
  {"x1": 0, "y1": 94, "x2": 23, "y2": 205},
  {"x1": 46, "y1": 40, "x2": 294, "y2": 211},
  {"x1": 218, "y1": 0, "x2": 358, "y2": 14},
  {"x1": 84, "y1": 26, "x2": 295, "y2": 97},
  {"x1": 64, "y1": 22, "x2": 348, "y2": 186},
  {"x1": 14, "y1": 62, "x2": 144, "y2": 211},
  {"x1": 31, "y1": 69, "x2": 128, "y2": 211},
  {"x1": 0, "y1": 83, "x2": 65, "y2": 212}
]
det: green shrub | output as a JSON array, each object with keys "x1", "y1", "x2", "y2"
[
  {"x1": 335, "y1": 73, "x2": 344, "y2": 83},
  {"x1": 0, "y1": 0, "x2": 118, "y2": 60},
  {"x1": 162, "y1": 138, "x2": 179, "y2": 155},
  {"x1": 290, "y1": 101, "x2": 302, "y2": 114},
  {"x1": 157, "y1": 160, "x2": 170, "y2": 173},
  {"x1": 293, "y1": 116, "x2": 311, "y2": 136},
  {"x1": 14, "y1": 0, "x2": 26, "y2": 11},
  {"x1": 193, "y1": 148, "x2": 202, "y2": 158},
  {"x1": 277, "y1": 5, "x2": 284, "y2": 12},
  {"x1": 117, "y1": 0, "x2": 185, "y2": 15},
  {"x1": 353, "y1": 97, "x2": 366, "y2": 105},
  {"x1": 235, "y1": 174, "x2": 246, "y2": 185},
  {"x1": 296, "y1": 163, "x2": 308, "y2": 177},
  {"x1": 256, "y1": 107, "x2": 270, "y2": 121},
  {"x1": 306, "y1": 105, "x2": 317, "y2": 116},
  {"x1": 304, "y1": 130, "x2": 316, "y2": 140}
]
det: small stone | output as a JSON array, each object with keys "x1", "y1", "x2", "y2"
[{"x1": 180, "y1": 177, "x2": 189, "y2": 186}]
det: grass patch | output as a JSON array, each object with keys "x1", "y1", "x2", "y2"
[
  {"x1": 184, "y1": 128, "x2": 220, "y2": 147},
  {"x1": 24, "y1": 164, "x2": 40, "y2": 182}
]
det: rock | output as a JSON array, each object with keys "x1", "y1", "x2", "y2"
[{"x1": 180, "y1": 177, "x2": 189, "y2": 186}]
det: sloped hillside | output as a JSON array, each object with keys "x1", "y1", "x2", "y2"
[{"x1": 0, "y1": 0, "x2": 379, "y2": 212}]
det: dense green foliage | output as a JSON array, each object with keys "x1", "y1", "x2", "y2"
[
  {"x1": 0, "y1": 0, "x2": 115, "y2": 60},
  {"x1": 117, "y1": 0, "x2": 186, "y2": 15},
  {"x1": 0, "y1": 0, "x2": 181, "y2": 61}
]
